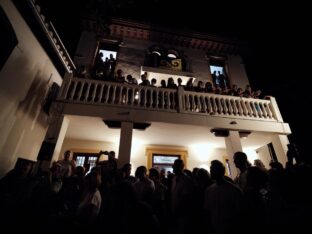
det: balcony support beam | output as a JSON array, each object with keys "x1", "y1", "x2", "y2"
[
  {"x1": 225, "y1": 130, "x2": 242, "y2": 178},
  {"x1": 118, "y1": 121, "x2": 134, "y2": 168}
]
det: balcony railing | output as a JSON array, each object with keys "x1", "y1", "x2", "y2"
[{"x1": 57, "y1": 77, "x2": 283, "y2": 122}]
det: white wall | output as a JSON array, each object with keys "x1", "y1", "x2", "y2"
[
  {"x1": 188, "y1": 145, "x2": 227, "y2": 171},
  {"x1": 0, "y1": 0, "x2": 63, "y2": 176},
  {"x1": 60, "y1": 138, "x2": 119, "y2": 161}
]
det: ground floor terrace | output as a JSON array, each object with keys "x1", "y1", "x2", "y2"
[{"x1": 49, "y1": 115, "x2": 290, "y2": 178}]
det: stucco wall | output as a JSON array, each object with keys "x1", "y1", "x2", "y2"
[{"x1": 0, "y1": 0, "x2": 63, "y2": 176}]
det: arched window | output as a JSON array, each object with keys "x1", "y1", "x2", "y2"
[
  {"x1": 164, "y1": 49, "x2": 182, "y2": 71},
  {"x1": 152, "y1": 51, "x2": 161, "y2": 56},
  {"x1": 145, "y1": 46, "x2": 187, "y2": 71},
  {"x1": 167, "y1": 53, "x2": 177, "y2": 58},
  {"x1": 147, "y1": 45, "x2": 164, "y2": 67},
  {"x1": 167, "y1": 49, "x2": 179, "y2": 59}
]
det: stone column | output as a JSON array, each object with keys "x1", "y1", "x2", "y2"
[
  {"x1": 118, "y1": 122, "x2": 133, "y2": 168},
  {"x1": 37, "y1": 115, "x2": 69, "y2": 171},
  {"x1": 224, "y1": 130, "x2": 243, "y2": 178},
  {"x1": 177, "y1": 86, "x2": 185, "y2": 113}
]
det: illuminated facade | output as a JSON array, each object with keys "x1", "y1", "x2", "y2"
[{"x1": 0, "y1": 0, "x2": 291, "y2": 177}]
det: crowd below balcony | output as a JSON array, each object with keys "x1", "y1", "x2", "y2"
[
  {"x1": 76, "y1": 54, "x2": 264, "y2": 101},
  {"x1": 0, "y1": 146, "x2": 310, "y2": 233}
]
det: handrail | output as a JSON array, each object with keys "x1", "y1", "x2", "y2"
[
  {"x1": 49, "y1": 22, "x2": 76, "y2": 70},
  {"x1": 57, "y1": 77, "x2": 282, "y2": 122}
]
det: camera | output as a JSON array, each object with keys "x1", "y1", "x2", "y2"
[{"x1": 99, "y1": 150, "x2": 109, "y2": 155}]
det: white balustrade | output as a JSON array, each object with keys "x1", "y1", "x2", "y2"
[{"x1": 57, "y1": 77, "x2": 282, "y2": 121}]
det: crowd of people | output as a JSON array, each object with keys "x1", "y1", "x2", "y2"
[
  {"x1": 0, "y1": 146, "x2": 311, "y2": 234},
  {"x1": 76, "y1": 54, "x2": 263, "y2": 100}
]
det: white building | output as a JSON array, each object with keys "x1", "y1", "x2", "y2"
[{"x1": 0, "y1": 0, "x2": 291, "y2": 178}]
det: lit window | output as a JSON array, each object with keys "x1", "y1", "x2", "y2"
[
  {"x1": 167, "y1": 53, "x2": 177, "y2": 58},
  {"x1": 99, "y1": 49, "x2": 117, "y2": 62}
]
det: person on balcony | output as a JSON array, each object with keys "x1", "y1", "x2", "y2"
[
  {"x1": 151, "y1": 78, "x2": 157, "y2": 87},
  {"x1": 139, "y1": 73, "x2": 150, "y2": 86},
  {"x1": 217, "y1": 71, "x2": 226, "y2": 89},
  {"x1": 204, "y1": 81, "x2": 214, "y2": 93},
  {"x1": 227, "y1": 84, "x2": 238, "y2": 96},
  {"x1": 177, "y1": 78, "x2": 184, "y2": 89},
  {"x1": 167, "y1": 77, "x2": 177, "y2": 89},
  {"x1": 211, "y1": 71, "x2": 217, "y2": 87},
  {"x1": 108, "y1": 53, "x2": 116, "y2": 76},
  {"x1": 243, "y1": 85, "x2": 253, "y2": 98},
  {"x1": 115, "y1": 69, "x2": 125, "y2": 83},
  {"x1": 77, "y1": 65, "x2": 89, "y2": 79},
  {"x1": 236, "y1": 88, "x2": 244, "y2": 97},
  {"x1": 195, "y1": 80, "x2": 204, "y2": 93},
  {"x1": 185, "y1": 78, "x2": 194, "y2": 91},
  {"x1": 94, "y1": 52, "x2": 105, "y2": 79},
  {"x1": 160, "y1": 79, "x2": 167, "y2": 88}
]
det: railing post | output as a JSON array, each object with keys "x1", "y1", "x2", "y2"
[
  {"x1": 58, "y1": 72, "x2": 73, "y2": 100},
  {"x1": 177, "y1": 86, "x2": 184, "y2": 113},
  {"x1": 269, "y1": 96, "x2": 284, "y2": 122}
]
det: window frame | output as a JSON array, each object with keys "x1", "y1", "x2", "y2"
[{"x1": 146, "y1": 148, "x2": 188, "y2": 170}]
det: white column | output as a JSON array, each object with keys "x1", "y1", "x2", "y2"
[
  {"x1": 272, "y1": 134, "x2": 289, "y2": 167},
  {"x1": 225, "y1": 130, "x2": 243, "y2": 178},
  {"x1": 118, "y1": 122, "x2": 133, "y2": 168},
  {"x1": 38, "y1": 115, "x2": 69, "y2": 171}
]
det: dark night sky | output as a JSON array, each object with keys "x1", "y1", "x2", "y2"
[{"x1": 40, "y1": 0, "x2": 311, "y2": 161}]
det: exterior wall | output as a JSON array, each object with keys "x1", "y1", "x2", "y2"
[
  {"x1": 116, "y1": 38, "x2": 150, "y2": 80},
  {"x1": 188, "y1": 146, "x2": 226, "y2": 171},
  {"x1": 227, "y1": 54, "x2": 250, "y2": 89},
  {"x1": 256, "y1": 144, "x2": 272, "y2": 169},
  {"x1": 115, "y1": 41, "x2": 250, "y2": 87},
  {"x1": 114, "y1": 38, "x2": 212, "y2": 83},
  {"x1": 182, "y1": 48, "x2": 210, "y2": 81},
  {"x1": 60, "y1": 138, "x2": 119, "y2": 161},
  {"x1": 60, "y1": 138, "x2": 227, "y2": 174},
  {"x1": 0, "y1": 0, "x2": 63, "y2": 176},
  {"x1": 74, "y1": 30, "x2": 97, "y2": 67},
  {"x1": 75, "y1": 28, "x2": 249, "y2": 87}
]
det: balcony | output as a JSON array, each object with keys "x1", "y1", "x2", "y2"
[{"x1": 56, "y1": 76, "x2": 285, "y2": 125}]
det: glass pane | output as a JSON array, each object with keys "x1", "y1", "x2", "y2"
[
  {"x1": 76, "y1": 156, "x2": 85, "y2": 167},
  {"x1": 153, "y1": 155, "x2": 179, "y2": 164},
  {"x1": 87, "y1": 156, "x2": 98, "y2": 173}
]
